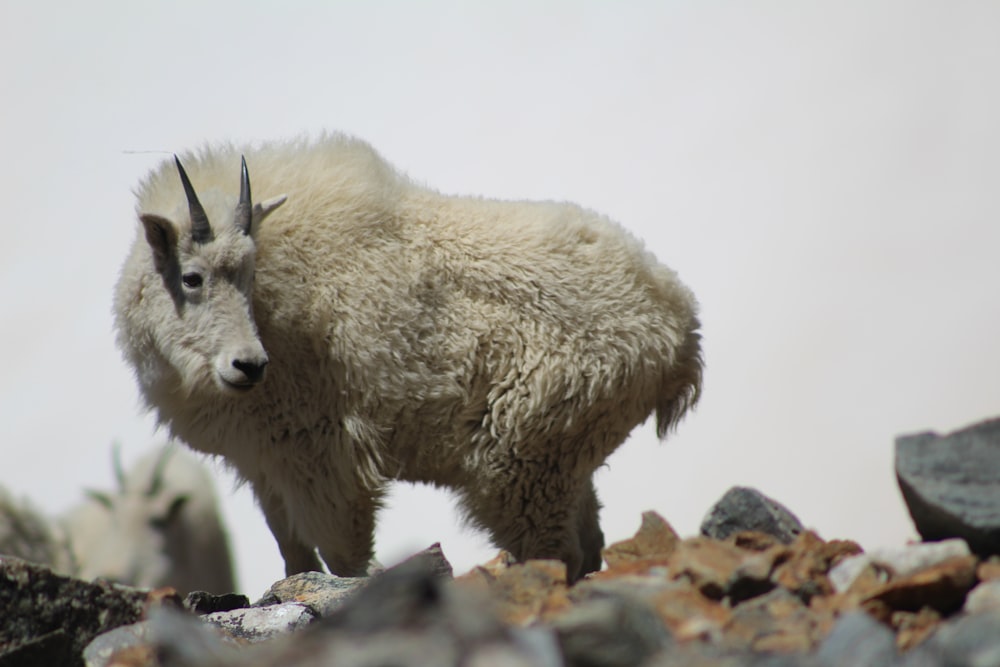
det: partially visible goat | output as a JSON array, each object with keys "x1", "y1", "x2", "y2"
[
  {"x1": 0, "y1": 446, "x2": 236, "y2": 594},
  {"x1": 61, "y1": 445, "x2": 237, "y2": 595}
]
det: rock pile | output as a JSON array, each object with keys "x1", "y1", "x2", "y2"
[{"x1": 3, "y1": 416, "x2": 1000, "y2": 667}]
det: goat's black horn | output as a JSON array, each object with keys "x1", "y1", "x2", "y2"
[
  {"x1": 234, "y1": 155, "x2": 252, "y2": 235},
  {"x1": 174, "y1": 155, "x2": 213, "y2": 243}
]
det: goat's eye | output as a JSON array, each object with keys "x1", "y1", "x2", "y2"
[{"x1": 182, "y1": 272, "x2": 203, "y2": 289}]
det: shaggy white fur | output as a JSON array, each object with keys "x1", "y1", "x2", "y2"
[{"x1": 114, "y1": 133, "x2": 702, "y2": 581}]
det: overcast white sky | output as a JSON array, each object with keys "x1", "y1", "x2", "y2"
[{"x1": 2, "y1": 2, "x2": 998, "y2": 598}]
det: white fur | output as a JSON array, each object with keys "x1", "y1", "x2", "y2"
[
  {"x1": 0, "y1": 446, "x2": 235, "y2": 595},
  {"x1": 62, "y1": 445, "x2": 236, "y2": 595},
  {"x1": 114, "y1": 133, "x2": 702, "y2": 581}
]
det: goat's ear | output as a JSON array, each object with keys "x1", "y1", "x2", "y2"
[
  {"x1": 85, "y1": 489, "x2": 115, "y2": 510},
  {"x1": 140, "y1": 214, "x2": 179, "y2": 274},
  {"x1": 250, "y1": 195, "x2": 288, "y2": 234}
]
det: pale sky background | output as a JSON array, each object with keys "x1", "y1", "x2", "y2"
[{"x1": 2, "y1": 2, "x2": 998, "y2": 598}]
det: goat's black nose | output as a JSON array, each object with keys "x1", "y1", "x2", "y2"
[{"x1": 232, "y1": 358, "x2": 268, "y2": 384}]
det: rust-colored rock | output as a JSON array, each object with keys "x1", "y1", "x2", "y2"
[
  {"x1": 480, "y1": 559, "x2": 569, "y2": 626},
  {"x1": 649, "y1": 583, "x2": 731, "y2": 642},
  {"x1": 666, "y1": 537, "x2": 745, "y2": 600},
  {"x1": 602, "y1": 511, "x2": 680, "y2": 570},
  {"x1": 892, "y1": 606, "x2": 941, "y2": 651},
  {"x1": 771, "y1": 531, "x2": 856, "y2": 602},
  {"x1": 729, "y1": 530, "x2": 786, "y2": 552},
  {"x1": 977, "y1": 556, "x2": 1000, "y2": 582},
  {"x1": 864, "y1": 555, "x2": 978, "y2": 616}
]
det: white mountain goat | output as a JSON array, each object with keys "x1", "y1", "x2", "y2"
[
  {"x1": 63, "y1": 445, "x2": 237, "y2": 595},
  {"x1": 0, "y1": 445, "x2": 235, "y2": 594},
  {"x1": 114, "y1": 133, "x2": 702, "y2": 581}
]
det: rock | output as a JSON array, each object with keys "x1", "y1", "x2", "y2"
[
  {"x1": 0, "y1": 630, "x2": 75, "y2": 667},
  {"x1": 701, "y1": 487, "x2": 804, "y2": 544},
  {"x1": 895, "y1": 416, "x2": 1000, "y2": 555},
  {"x1": 920, "y1": 609, "x2": 1000, "y2": 666},
  {"x1": 204, "y1": 602, "x2": 315, "y2": 642},
  {"x1": 255, "y1": 571, "x2": 367, "y2": 617},
  {"x1": 891, "y1": 606, "x2": 941, "y2": 653},
  {"x1": 602, "y1": 511, "x2": 680, "y2": 569},
  {"x1": 551, "y1": 596, "x2": 673, "y2": 667},
  {"x1": 770, "y1": 532, "x2": 852, "y2": 603},
  {"x1": 668, "y1": 536, "x2": 777, "y2": 603},
  {"x1": 813, "y1": 611, "x2": 899, "y2": 667},
  {"x1": 81, "y1": 621, "x2": 152, "y2": 667},
  {"x1": 397, "y1": 542, "x2": 455, "y2": 579},
  {"x1": 0, "y1": 556, "x2": 154, "y2": 667},
  {"x1": 863, "y1": 554, "x2": 978, "y2": 618},
  {"x1": 978, "y1": 556, "x2": 1000, "y2": 581},
  {"x1": 829, "y1": 539, "x2": 971, "y2": 593},
  {"x1": 649, "y1": 582, "x2": 733, "y2": 642},
  {"x1": 482, "y1": 559, "x2": 570, "y2": 626},
  {"x1": 185, "y1": 591, "x2": 250, "y2": 614},
  {"x1": 964, "y1": 579, "x2": 1000, "y2": 614},
  {"x1": 726, "y1": 587, "x2": 825, "y2": 655}
]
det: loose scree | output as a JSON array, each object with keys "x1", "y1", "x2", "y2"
[{"x1": 114, "y1": 133, "x2": 703, "y2": 582}]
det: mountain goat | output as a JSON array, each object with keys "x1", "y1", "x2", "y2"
[
  {"x1": 114, "y1": 133, "x2": 702, "y2": 582},
  {"x1": 63, "y1": 445, "x2": 236, "y2": 595},
  {"x1": 0, "y1": 446, "x2": 235, "y2": 595}
]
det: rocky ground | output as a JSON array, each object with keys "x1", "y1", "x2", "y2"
[{"x1": 2, "y1": 416, "x2": 999, "y2": 667}]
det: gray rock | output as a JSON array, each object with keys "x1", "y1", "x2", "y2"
[
  {"x1": 146, "y1": 556, "x2": 547, "y2": 667},
  {"x1": 964, "y1": 580, "x2": 1000, "y2": 614},
  {"x1": 0, "y1": 556, "x2": 149, "y2": 667},
  {"x1": 551, "y1": 596, "x2": 673, "y2": 667},
  {"x1": 700, "y1": 486, "x2": 804, "y2": 544},
  {"x1": 921, "y1": 609, "x2": 1000, "y2": 666},
  {"x1": 255, "y1": 571, "x2": 367, "y2": 617},
  {"x1": 896, "y1": 416, "x2": 1000, "y2": 554},
  {"x1": 204, "y1": 602, "x2": 315, "y2": 642},
  {"x1": 82, "y1": 621, "x2": 150, "y2": 667},
  {"x1": 814, "y1": 611, "x2": 899, "y2": 667}
]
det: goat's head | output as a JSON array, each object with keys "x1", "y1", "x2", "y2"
[{"x1": 137, "y1": 156, "x2": 286, "y2": 395}]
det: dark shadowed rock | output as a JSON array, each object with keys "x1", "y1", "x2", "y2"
[
  {"x1": 185, "y1": 591, "x2": 250, "y2": 614},
  {"x1": 701, "y1": 487, "x2": 804, "y2": 544},
  {"x1": 0, "y1": 556, "x2": 155, "y2": 667},
  {"x1": 896, "y1": 416, "x2": 1000, "y2": 555}
]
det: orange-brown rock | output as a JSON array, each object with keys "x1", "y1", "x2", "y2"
[
  {"x1": 891, "y1": 606, "x2": 941, "y2": 651},
  {"x1": 770, "y1": 531, "x2": 859, "y2": 601},
  {"x1": 666, "y1": 537, "x2": 746, "y2": 599},
  {"x1": 475, "y1": 559, "x2": 570, "y2": 626},
  {"x1": 729, "y1": 530, "x2": 786, "y2": 552},
  {"x1": 649, "y1": 583, "x2": 732, "y2": 642},
  {"x1": 977, "y1": 556, "x2": 1000, "y2": 582},
  {"x1": 602, "y1": 511, "x2": 680, "y2": 570},
  {"x1": 864, "y1": 554, "x2": 978, "y2": 616}
]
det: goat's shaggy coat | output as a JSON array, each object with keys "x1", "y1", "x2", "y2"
[{"x1": 115, "y1": 133, "x2": 702, "y2": 581}]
